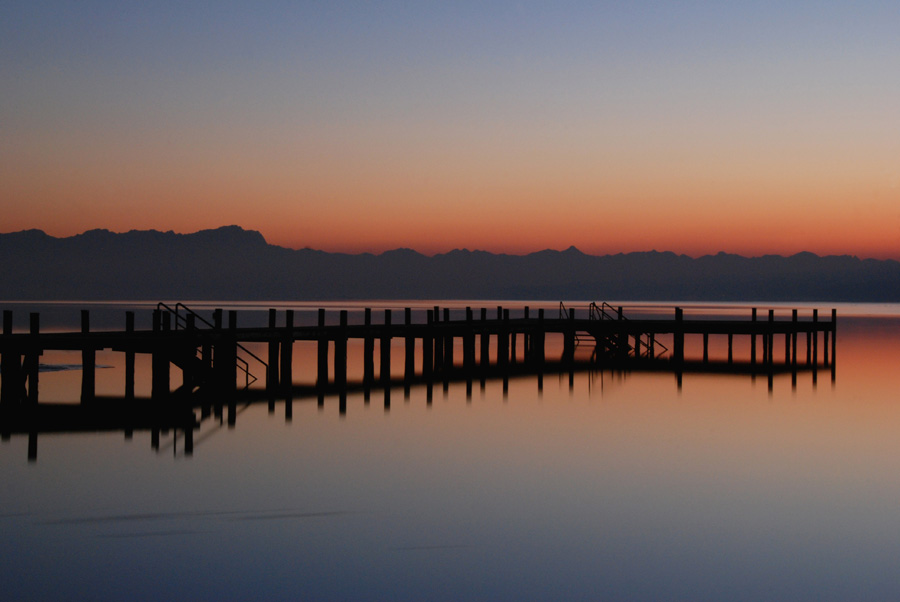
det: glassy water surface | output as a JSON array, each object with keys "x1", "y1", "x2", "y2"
[{"x1": 2, "y1": 301, "x2": 900, "y2": 601}]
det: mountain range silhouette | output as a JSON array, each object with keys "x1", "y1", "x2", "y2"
[{"x1": 2, "y1": 226, "x2": 898, "y2": 301}]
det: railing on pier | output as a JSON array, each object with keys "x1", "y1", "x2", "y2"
[{"x1": 156, "y1": 302, "x2": 266, "y2": 390}]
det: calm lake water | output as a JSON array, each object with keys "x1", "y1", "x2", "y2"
[{"x1": 2, "y1": 300, "x2": 900, "y2": 601}]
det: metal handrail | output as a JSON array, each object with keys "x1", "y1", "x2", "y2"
[{"x1": 156, "y1": 302, "x2": 266, "y2": 389}]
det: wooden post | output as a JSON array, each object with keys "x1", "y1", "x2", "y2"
[
  {"x1": 535, "y1": 309, "x2": 545, "y2": 368},
  {"x1": 498, "y1": 309, "x2": 510, "y2": 368},
  {"x1": 380, "y1": 310, "x2": 392, "y2": 384},
  {"x1": 220, "y1": 311, "x2": 238, "y2": 401},
  {"x1": 422, "y1": 309, "x2": 433, "y2": 377},
  {"x1": 443, "y1": 308, "x2": 453, "y2": 369},
  {"x1": 151, "y1": 309, "x2": 165, "y2": 400},
  {"x1": 562, "y1": 309, "x2": 575, "y2": 365},
  {"x1": 1, "y1": 311, "x2": 22, "y2": 405},
  {"x1": 480, "y1": 307, "x2": 489, "y2": 369},
  {"x1": 405, "y1": 308, "x2": 415, "y2": 382},
  {"x1": 463, "y1": 307, "x2": 475, "y2": 372},
  {"x1": 317, "y1": 309, "x2": 328, "y2": 388},
  {"x1": 364, "y1": 308, "x2": 375, "y2": 384},
  {"x1": 702, "y1": 333, "x2": 709, "y2": 364},
  {"x1": 791, "y1": 310, "x2": 798, "y2": 367},
  {"x1": 433, "y1": 310, "x2": 444, "y2": 372},
  {"x1": 281, "y1": 310, "x2": 293, "y2": 392},
  {"x1": 81, "y1": 310, "x2": 95, "y2": 404},
  {"x1": 27, "y1": 313, "x2": 40, "y2": 404},
  {"x1": 767, "y1": 310, "x2": 775, "y2": 368},
  {"x1": 266, "y1": 309, "x2": 279, "y2": 395},
  {"x1": 750, "y1": 308, "x2": 757, "y2": 366},
  {"x1": 812, "y1": 309, "x2": 819, "y2": 368},
  {"x1": 334, "y1": 310, "x2": 348, "y2": 387},
  {"x1": 674, "y1": 308, "x2": 684, "y2": 366},
  {"x1": 123, "y1": 311, "x2": 135, "y2": 401},
  {"x1": 823, "y1": 312, "x2": 830, "y2": 368},
  {"x1": 831, "y1": 308, "x2": 837, "y2": 368},
  {"x1": 727, "y1": 333, "x2": 733, "y2": 365}
]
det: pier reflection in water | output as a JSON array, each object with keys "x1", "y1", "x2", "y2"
[{"x1": 2, "y1": 303, "x2": 899, "y2": 601}]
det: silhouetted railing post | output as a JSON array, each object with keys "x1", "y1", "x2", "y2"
[
  {"x1": 751, "y1": 308, "x2": 757, "y2": 366},
  {"x1": 535, "y1": 309, "x2": 546, "y2": 368},
  {"x1": 220, "y1": 311, "x2": 238, "y2": 403},
  {"x1": 703, "y1": 333, "x2": 709, "y2": 364},
  {"x1": 281, "y1": 310, "x2": 293, "y2": 393},
  {"x1": 405, "y1": 308, "x2": 415, "y2": 382},
  {"x1": 380, "y1": 310, "x2": 392, "y2": 384},
  {"x1": 443, "y1": 308, "x2": 453, "y2": 369},
  {"x1": 81, "y1": 310, "x2": 95, "y2": 404},
  {"x1": 27, "y1": 313, "x2": 40, "y2": 404},
  {"x1": 334, "y1": 310, "x2": 348, "y2": 387},
  {"x1": 791, "y1": 309, "x2": 799, "y2": 370},
  {"x1": 266, "y1": 309, "x2": 279, "y2": 395},
  {"x1": 317, "y1": 309, "x2": 328, "y2": 389},
  {"x1": 831, "y1": 308, "x2": 837, "y2": 363},
  {"x1": 767, "y1": 310, "x2": 775, "y2": 368},
  {"x1": 464, "y1": 307, "x2": 475, "y2": 372},
  {"x1": 510, "y1": 322, "x2": 517, "y2": 365},
  {"x1": 433, "y1": 311, "x2": 444, "y2": 372},
  {"x1": 727, "y1": 333, "x2": 733, "y2": 365},
  {"x1": 1, "y1": 311, "x2": 22, "y2": 405},
  {"x1": 831, "y1": 309, "x2": 837, "y2": 382},
  {"x1": 124, "y1": 311, "x2": 135, "y2": 401},
  {"x1": 562, "y1": 309, "x2": 575, "y2": 365},
  {"x1": 423, "y1": 309, "x2": 433, "y2": 378},
  {"x1": 498, "y1": 309, "x2": 510, "y2": 369},
  {"x1": 522, "y1": 305, "x2": 534, "y2": 364},
  {"x1": 673, "y1": 308, "x2": 684, "y2": 366},
  {"x1": 812, "y1": 309, "x2": 819, "y2": 368},
  {"x1": 480, "y1": 308, "x2": 489, "y2": 371},
  {"x1": 364, "y1": 308, "x2": 375, "y2": 385}
]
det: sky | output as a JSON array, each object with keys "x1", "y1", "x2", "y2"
[{"x1": 2, "y1": 1, "x2": 899, "y2": 258}]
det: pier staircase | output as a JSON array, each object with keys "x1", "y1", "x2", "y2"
[
  {"x1": 156, "y1": 303, "x2": 266, "y2": 396},
  {"x1": 559, "y1": 302, "x2": 668, "y2": 363}
]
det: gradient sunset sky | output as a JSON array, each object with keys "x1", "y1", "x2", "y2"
[{"x1": 2, "y1": 1, "x2": 899, "y2": 258}]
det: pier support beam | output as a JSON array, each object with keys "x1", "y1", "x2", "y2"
[
  {"x1": 751, "y1": 308, "x2": 758, "y2": 366},
  {"x1": 673, "y1": 308, "x2": 684, "y2": 366},
  {"x1": 405, "y1": 308, "x2": 416, "y2": 382},
  {"x1": 499, "y1": 309, "x2": 510, "y2": 368},
  {"x1": 422, "y1": 310, "x2": 434, "y2": 378},
  {"x1": 480, "y1": 308, "x2": 489, "y2": 371},
  {"x1": 81, "y1": 310, "x2": 95, "y2": 404},
  {"x1": 380, "y1": 310, "x2": 392, "y2": 384},
  {"x1": 443, "y1": 308, "x2": 453, "y2": 369},
  {"x1": 1, "y1": 311, "x2": 24, "y2": 405},
  {"x1": 266, "y1": 309, "x2": 280, "y2": 396},
  {"x1": 334, "y1": 310, "x2": 348, "y2": 388},
  {"x1": 317, "y1": 309, "x2": 328, "y2": 388},
  {"x1": 26, "y1": 313, "x2": 40, "y2": 404},
  {"x1": 364, "y1": 308, "x2": 375, "y2": 385},
  {"x1": 124, "y1": 312, "x2": 135, "y2": 401},
  {"x1": 281, "y1": 310, "x2": 293, "y2": 393},
  {"x1": 463, "y1": 307, "x2": 475, "y2": 373}
]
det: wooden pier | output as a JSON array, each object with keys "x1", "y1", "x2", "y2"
[{"x1": 1, "y1": 303, "x2": 836, "y2": 459}]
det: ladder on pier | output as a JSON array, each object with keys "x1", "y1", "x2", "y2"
[
  {"x1": 559, "y1": 302, "x2": 668, "y2": 362},
  {"x1": 156, "y1": 303, "x2": 267, "y2": 395}
]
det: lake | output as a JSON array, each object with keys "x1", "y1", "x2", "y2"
[{"x1": 2, "y1": 300, "x2": 900, "y2": 601}]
